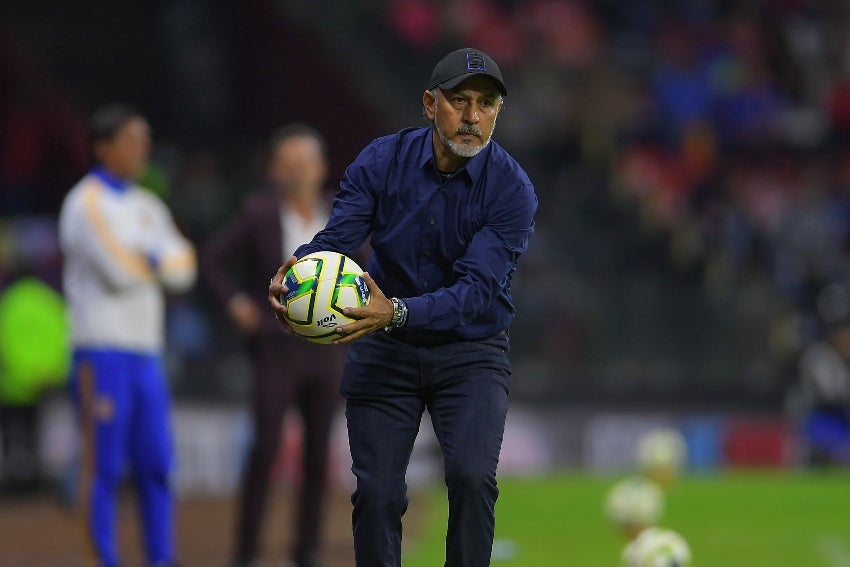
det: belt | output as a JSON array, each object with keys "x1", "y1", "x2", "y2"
[{"x1": 389, "y1": 329, "x2": 507, "y2": 347}]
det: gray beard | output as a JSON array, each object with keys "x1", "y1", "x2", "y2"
[{"x1": 435, "y1": 120, "x2": 495, "y2": 158}]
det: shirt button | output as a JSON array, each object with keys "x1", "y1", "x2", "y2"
[
  {"x1": 429, "y1": 217, "x2": 436, "y2": 225},
  {"x1": 423, "y1": 280, "x2": 429, "y2": 287},
  {"x1": 423, "y1": 249, "x2": 430, "y2": 257}
]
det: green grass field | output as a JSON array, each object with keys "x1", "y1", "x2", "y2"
[{"x1": 401, "y1": 471, "x2": 850, "y2": 566}]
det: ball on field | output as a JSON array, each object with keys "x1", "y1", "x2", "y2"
[
  {"x1": 604, "y1": 476, "x2": 664, "y2": 536},
  {"x1": 636, "y1": 428, "x2": 688, "y2": 486},
  {"x1": 621, "y1": 527, "x2": 692, "y2": 567},
  {"x1": 282, "y1": 251, "x2": 370, "y2": 344}
]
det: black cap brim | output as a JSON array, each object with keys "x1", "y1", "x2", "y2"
[{"x1": 434, "y1": 72, "x2": 508, "y2": 96}]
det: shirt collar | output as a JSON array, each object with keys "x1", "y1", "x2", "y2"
[
  {"x1": 418, "y1": 127, "x2": 488, "y2": 185},
  {"x1": 92, "y1": 166, "x2": 132, "y2": 193}
]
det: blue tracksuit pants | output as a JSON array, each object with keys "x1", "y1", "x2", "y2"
[{"x1": 70, "y1": 349, "x2": 175, "y2": 567}]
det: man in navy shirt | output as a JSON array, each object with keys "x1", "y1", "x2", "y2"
[{"x1": 269, "y1": 48, "x2": 537, "y2": 567}]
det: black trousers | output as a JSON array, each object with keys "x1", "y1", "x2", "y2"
[
  {"x1": 341, "y1": 331, "x2": 511, "y2": 567},
  {"x1": 235, "y1": 334, "x2": 343, "y2": 564}
]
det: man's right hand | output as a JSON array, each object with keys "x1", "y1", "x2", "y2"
[{"x1": 268, "y1": 255, "x2": 298, "y2": 333}]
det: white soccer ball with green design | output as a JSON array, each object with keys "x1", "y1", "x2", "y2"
[
  {"x1": 604, "y1": 476, "x2": 664, "y2": 533},
  {"x1": 622, "y1": 527, "x2": 692, "y2": 567},
  {"x1": 283, "y1": 251, "x2": 370, "y2": 344}
]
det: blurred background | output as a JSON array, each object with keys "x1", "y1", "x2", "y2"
[{"x1": 2, "y1": 0, "x2": 850, "y2": 565}]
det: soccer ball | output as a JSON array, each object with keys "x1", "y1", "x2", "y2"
[
  {"x1": 604, "y1": 476, "x2": 664, "y2": 532},
  {"x1": 621, "y1": 527, "x2": 692, "y2": 567},
  {"x1": 282, "y1": 251, "x2": 370, "y2": 344},
  {"x1": 636, "y1": 428, "x2": 688, "y2": 486}
]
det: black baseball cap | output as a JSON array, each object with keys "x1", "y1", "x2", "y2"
[{"x1": 427, "y1": 48, "x2": 507, "y2": 96}]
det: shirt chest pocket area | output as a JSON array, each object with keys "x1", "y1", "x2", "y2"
[{"x1": 430, "y1": 206, "x2": 485, "y2": 261}]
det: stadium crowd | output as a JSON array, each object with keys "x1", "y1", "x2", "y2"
[{"x1": 2, "y1": 0, "x2": 850, "y2": 407}]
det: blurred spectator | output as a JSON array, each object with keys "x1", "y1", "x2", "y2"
[
  {"x1": 59, "y1": 104, "x2": 196, "y2": 567},
  {"x1": 203, "y1": 124, "x2": 346, "y2": 567},
  {"x1": 650, "y1": 24, "x2": 715, "y2": 147},
  {"x1": 787, "y1": 315, "x2": 850, "y2": 466}
]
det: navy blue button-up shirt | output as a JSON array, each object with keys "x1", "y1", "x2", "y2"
[{"x1": 295, "y1": 126, "x2": 537, "y2": 341}]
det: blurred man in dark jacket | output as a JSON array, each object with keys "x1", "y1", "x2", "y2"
[{"x1": 203, "y1": 124, "x2": 345, "y2": 567}]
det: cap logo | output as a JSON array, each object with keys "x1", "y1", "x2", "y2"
[{"x1": 466, "y1": 52, "x2": 486, "y2": 72}]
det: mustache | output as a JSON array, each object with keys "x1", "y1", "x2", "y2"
[{"x1": 456, "y1": 125, "x2": 481, "y2": 136}]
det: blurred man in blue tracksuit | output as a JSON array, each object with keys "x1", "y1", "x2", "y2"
[{"x1": 58, "y1": 104, "x2": 196, "y2": 567}]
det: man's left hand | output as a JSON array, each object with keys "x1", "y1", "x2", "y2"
[{"x1": 333, "y1": 272, "x2": 394, "y2": 344}]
